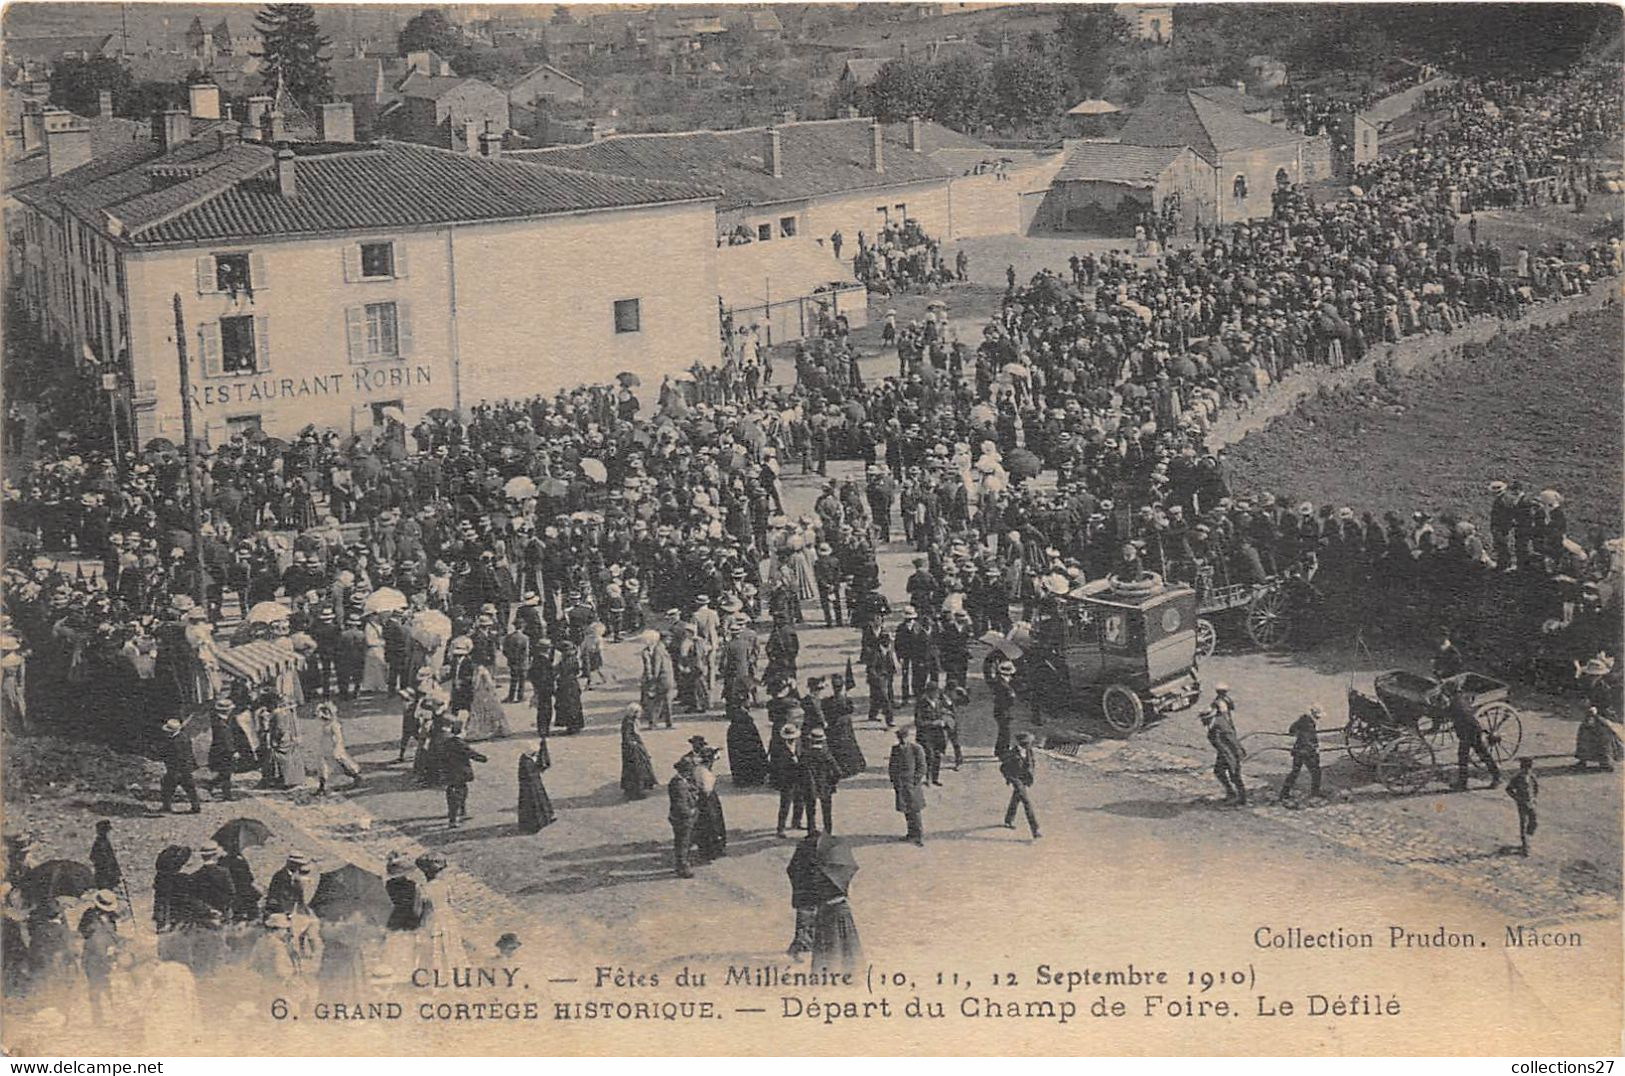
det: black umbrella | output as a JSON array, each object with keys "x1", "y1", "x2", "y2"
[
  {"x1": 616, "y1": 371, "x2": 642, "y2": 388},
  {"x1": 811, "y1": 835, "x2": 858, "y2": 893},
  {"x1": 144, "y1": 437, "x2": 176, "y2": 454},
  {"x1": 425, "y1": 407, "x2": 458, "y2": 422},
  {"x1": 212, "y1": 818, "x2": 273, "y2": 854},
  {"x1": 22, "y1": 859, "x2": 96, "y2": 903},
  {"x1": 310, "y1": 864, "x2": 391, "y2": 925}
]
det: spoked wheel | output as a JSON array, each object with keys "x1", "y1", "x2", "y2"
[
  {"x1": 1245, "y1": 586, "x2": 1292, "y2": 649},
  {"x1": 1100, "y1": 683, "x2": 1146, "y2": 737},
  {"x1": 1475, "y1": 702, "x2": 1524, "y2": 762},
  {"x1": 1194, "y1": 617, "x2": 1217, "y2": 659},
  {"x1": 1343, "y1": 717, "x2": 1386, "y2": 768},
  {"x1": 1377, "y1": 732, "x2": 1438, "y2": 794}
]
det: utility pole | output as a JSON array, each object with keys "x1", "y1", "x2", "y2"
[{"x1": 172, "y1": 294, "x2": 206, "y2": 604}]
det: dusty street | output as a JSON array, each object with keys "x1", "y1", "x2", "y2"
[{"x1": 199, "y1": 462, "x2": 1622, "y2": 1055}]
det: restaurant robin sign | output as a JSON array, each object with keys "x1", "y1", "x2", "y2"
[{"x1": 192, "y1": 363, "x2": 434, "y2": 407}]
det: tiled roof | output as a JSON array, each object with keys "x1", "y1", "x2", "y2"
[
  {"x1": 1116, "y1": 91, "x2": 1299, "y2": 164},
  {"x1": 3, "y1": 113, "x2": 149, "y2": 189},
  {"x1": 841, "y1": 58, "x2": 890, "y2": 85},
  {"x1": 5, "y1": 34, "x2": 113, "y2": 62},
  {"x1": 1054, "y1": 142, "x2": 1186, "y2": 186},
  {"x1": 15, "y1": 138, "x2": 717, "y2": 246},
  {"x1": 399, "y1": 74, "x2": 475, "y2": 101},
  {"x1": 1189, "y1": 85, "x2": 1272, "y2": 115},
  {"x1": 509, "y1": 117, "x2": 984, "y2": 211},
  {"x1": 329, "y1": 58, "x2": 385, "y2": 99}
]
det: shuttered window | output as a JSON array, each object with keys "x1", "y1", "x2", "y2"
[
  {"x1": 345, "y1": 301, "x2": 412, "y2": 361},
  {"x1": 344, "y1": 240, "x2": 408, "y2": 281}
]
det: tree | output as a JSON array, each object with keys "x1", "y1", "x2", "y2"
[
  {"x1": 48, "y1": 56, "x2": 134, "y2": 116},
  {"x1": 929, "y1": 57, "x2": 989, "y2": 132},
  {"x1": 859, "y1": 60, "x2": 937, "y2": 123},
  {"x1": 1058, "y1": 8, "x2": 1129, "y2": 99},
  {"x1": 397, "y1": 8, "x2": 462, "y2": 57},
  {"x1": 992, "y1": 50, "x2": 1060, "y2": 127},
  {"x1": 254, "y1": 4, "x2": 331, "y2": 107}
]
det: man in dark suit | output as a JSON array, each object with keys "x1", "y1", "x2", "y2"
[
  {"x1": 188, "y1": 841, "x2": 236, "y2": 925},
  {"x1": 999, "y1": 731, "x2": 1041, "y2": 838},
  {"x1": 888, "y1": 726, "x2": 927, "y2": 846},
  {"x1": 893, "y1": 607, "x2": 924, "y2": 702},
  {"x1": 503, "y1": 625, "x2": 531, "y2": 704},
  {"x1": 440, "y1": 721, "x2": 488, "y2": 828},
  {"x1": 668, "y1": 756, "x2": 700, "y2": 878},
  {"x1": 156, "y1": 718, "x2": 201, "y2": 814}
]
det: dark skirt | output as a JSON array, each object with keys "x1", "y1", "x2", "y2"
[
  {"x1": 518, "y1": 759, "x2": 557, "y2": 833},
  {"x1": 812, "y1": 900, "x2": 862, "y2": 974},
  {"x1": 621, "y1": 737, "x2": 658, "y2": 798},
  {"x1": 826, "y1": 715, "x2": 867, "y2": 778},
  {"x1": 694, "y1": 791, "x2": 727, "y2": 860},
  {"x1": 726, "y1": 714, "x2": 770, "y2": 786}
]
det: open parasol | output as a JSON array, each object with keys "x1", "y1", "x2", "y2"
[
  {"x1": 310, "y1": 863, "x2": 392, "y2": 925},
  {"x1": 156, "y1": 845, "x2": 193, "y2": 874},
  {"x1": 21, "y1": 859, "x2": 96, "y2": 903},
  {"x1": 246, "y1": 601, "x2": 292, "y2": 625},
  {"x1": 378, "y1": 406, "x2": 406, "y2": 425},
  {"x1": 810, "y1": 835, "x2": 858, "y2": 893},
  {"x1": 362, "y1": 588, "x2": 407, "y2": 615},
  {"x1": 580, "y1": 459, "x2": 608, "y2": 484},
  {"x1": 1006, "y1": 449, "x2": 1042, "y2": 482},
  {"x1": 615, "y1": 371, "x2": 642, "y2": 388},
  {"x1": 425, "y1": 407, "x2": 459, "y2": 422},
  {"x1": 143, "y1": 437, "x2": 177, "y2": 454},
  {"x1": 503, "y1": 475, "x2": 537, "y2": 500},
  {"x1": 212, "y1": 817, "x2": 273, "y2": 854},
  {"x1": 538, "y1": 477, "x2": 570, "y2": 498},
  {"x1": 413, "y1": 609, "x2": 453, "y2": 640}
]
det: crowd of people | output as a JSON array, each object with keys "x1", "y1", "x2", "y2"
[
  {"x1": 851, "y1": 220, "x2": 964, "y2": 294},
  {"x1": 2, "y1": 63, "x2": 1622, "y2": 1019}
]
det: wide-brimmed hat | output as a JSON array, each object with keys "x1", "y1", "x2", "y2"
[
  {"x1": 162, "y1": 718, "x2": 184, "y2": 735},
  {"x1": 93, "y1": 890, "x2": 118, "y2": 912},
  {"x1": 778, "y1": 723, "x2": 801, "y2": 742},
  {"x1": 386, "y1": 851, "x2": 416, "y2": 877}
]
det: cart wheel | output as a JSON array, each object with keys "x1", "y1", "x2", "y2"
[
  {"x1": 1194, "y1": 617, "x2": 1217, "y2": 659},
  {"x1": 1100, "y1": 683, "x2": 1145, "y2": 736},
  {"x1": 1475, "y1": 702, "x2": 1523, "y2": 762},
  {"x1": 1342, "y1": 717, "x2": 1384, "y2": 768},
  {"x1": 1245, "y1": 586, "x2": 1291, "y2": 649},
  {"x1": 1377, "y1": 733, "x2": 1437, "y2": 794}
]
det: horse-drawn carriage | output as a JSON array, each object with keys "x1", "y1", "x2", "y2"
[{"x1": 1344, "y1": 669, "x2": 1524, "y2": 792}]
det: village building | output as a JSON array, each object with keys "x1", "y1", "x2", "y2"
[
  {"x1": 1113, "y1": 4, "x2": 1175, "y2": 44},
  {"x1": 1112, "y1": 89, "x2": 1305, "y2": 224},
  {"x1": 4, "y1": 33, "x2": 114, "y2": 84},
  {"x1": 387, "y1": 73, "x2": 511, "y2": 153},
  {"x1": 1042, "y1": 142, "x2": 1208, "y2": 233},
  {"x1": 8, "y1": 102, "x2": 720, "y2": 445},
  {"x1": 501, "y1": 62, "x2": 586, "y2": 110}
]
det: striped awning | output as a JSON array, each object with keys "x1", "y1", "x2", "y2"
[{"x1": 218, "y1": 639, "x2": 301, "y2": 684}]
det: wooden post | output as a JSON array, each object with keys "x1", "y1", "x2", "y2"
[{"x1": 172, "y1": 294, "x2": 207, "y2": 603}]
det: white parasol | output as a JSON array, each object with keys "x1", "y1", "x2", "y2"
[
  {"x1": 246, "y1": 601, "x2": 292, "y2": 625},
  {"x1": 362, "y1": 588, "x2": 408, "y2": 614}
]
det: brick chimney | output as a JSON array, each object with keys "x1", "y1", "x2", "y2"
[
  {"x1": 45, "y1": 113, "x2": 93, "y2": 176},
  {"x1": 98, "y1": 89, "x2": 114, "y2": 116},
  {"x1": 763, "y1": 126, "x2": 781, "y2": 177},
  {"x1": 188, "y1": 81, "x2": 221, "y2": 120},
  {"x1": 264, "y1": 109, "x2": 286, "y2": 142},
  {"x1": 275, "y1": 146, "x2": 297, "y2": 199},
  {"x1": 157, "y1": 108, "x2": 191, "y2": 152},
  {"x1": 216, "y1": 122, "x2": 239, "y2": 151},
  {"x1": 244, "y1": 95, "x2": 271, "y2": 135},
  {"x1": 844, "y1": 106, "x2": 860, "y2": 120},
  {"x1": 908, "y1": 114, "x2": 923, "y2": 153},
  {"x1": 463, "y1": 118, "x2": 481, "y2": 155},
  {"x1": 585, "y1": 120, "x2": 600, "y2": 142},
  {"x1": 868, "y1": 120, "x2": 884, "y2": 174},
  {"x1": 478, "y1": 120, "x2": 502, "y2": 158},
  {"x1": 779, "y1": 108, "x2": 796, "y2": 125},
  {"x1": 319, "y1": 101, "x2": 355, "y2": 143},
  {"x1": 1235, "y1": 80, "x2": 1247, "y2": 95}
]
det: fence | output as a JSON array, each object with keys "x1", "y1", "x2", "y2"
[{"x1": 724, "y1": 284, "x2": 870, "y2": 347}]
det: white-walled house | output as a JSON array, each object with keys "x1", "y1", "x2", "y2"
[{"x1": 10, "y1": 122, "x2": 719, "y2": 445}]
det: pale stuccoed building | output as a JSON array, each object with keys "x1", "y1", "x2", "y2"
[{"x1": 9, "y1": 104, "x2": 720, "y2": 445}]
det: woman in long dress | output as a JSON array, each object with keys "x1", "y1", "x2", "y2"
[
  {"x1": 692, "y1": 746, "x2": 727, "y2": 861},
  {"x1": 725, "y1": 700, "x2": 770, "y2": 786},
  {"x1": 257, "y1": 692, "x2": 303, "y2": 789},
  {"x1": 619, "y1": 706, "x2": 658, "y2": 799},
  {"x1": 462, "y1": 663, "x2": 511, "y2": 741},
  {"x1": 414, "y1": 853, "x2": 466, "y2": 971},
  {"x1": 360, "y1": 616, "x2": 389, "y2": 694},
  {"x1": 553, "y1": 642, "x2": 585, "y2": 734},
  {"x1": 380, "y1": 851, "x2": 421, "y2": 975},
  {"x1": 825, "y1": 700, "x2": 867, "y2": 778},
  {"x1": 516, "y1": 743, "x2": 557, "y2": 834}
]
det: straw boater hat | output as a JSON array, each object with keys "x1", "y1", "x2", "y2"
[{"x1": 778, "y1": 723, "x2": 801, "y2": 744}]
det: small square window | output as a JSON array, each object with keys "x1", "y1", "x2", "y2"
[
  {"x1": 613, "y1": 298, "x2": 641, "y2": 334},
  {"x1": 360, "y1": 242, "x2": 395, "y2": 278},
  {"x1": 757, "y1": 222, "x2": 772, "y2": 242},
  {"x1": 215, "y1": 253, "x2": 251, "y2": 295},
  {"x1": 779, "y1": 216, "x2": 797, "y2": 238}
]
